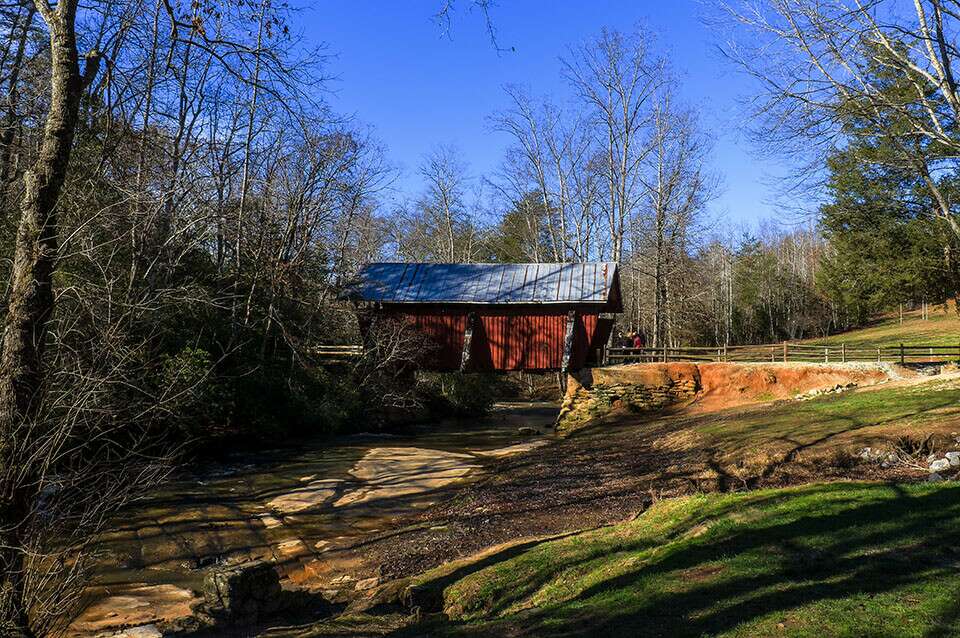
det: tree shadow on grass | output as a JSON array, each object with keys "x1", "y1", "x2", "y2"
[{"x1": 408, "y1": 483, "x2": 960, "y2": 638}]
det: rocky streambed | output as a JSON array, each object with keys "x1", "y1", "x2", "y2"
[{"x1": 69, "y1": 402, "x2": 558, "y2": 637}]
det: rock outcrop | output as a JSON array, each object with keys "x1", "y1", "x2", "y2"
[
  {"x1": 556, "y1": 364, "x2": 701, "y2": 433},
  {"x1": 201, "y1": 560, "x2": 283, "y2": 626},
  {"x1": 556, "y1": 362, "x2": 896, "y2": 434}
]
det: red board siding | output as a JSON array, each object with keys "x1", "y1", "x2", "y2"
[
  {"x1": 475, "y1": 313, "x2": 565, "y2": 370},
  {"x1": 406, "y1": 312, "x2": 467, "y2": 370},
  {"x1": 366, "y1": 306, "x2": 607, "y2": 372}
]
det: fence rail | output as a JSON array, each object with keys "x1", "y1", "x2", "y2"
[
  {"x1": 604, "y1": 342, "x2": 960, "y2": 365},
  {"x1": 313, "y1": 345, "x2": 363, "y2": 360}
]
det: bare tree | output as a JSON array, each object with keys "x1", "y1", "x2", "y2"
[
  {"x1": 0, "y1": 0, "x2": 100, "y2": 627},
  {"x1": 637, "y1": 96, "x2": 716, "y2": 347},
  {"x1": 393, "y1": 145, "x2": 480, "y2": 263},
  {"x1": 490, "y1": 86, "x2": 598, "y2": 262},
  {"x1": 562, "y1": 27, "x2": 666, "y2": 262},
  {"x1": 0, "y1": 1, "x2": 36, "y2": 215},
  {"x1": 720, "y1": 0, "x2": 960, "y2": 238}
]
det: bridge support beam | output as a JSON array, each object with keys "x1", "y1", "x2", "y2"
[
  {"x1": 561, "y1": 310, "x2": 577, "y2": 374},
  {"x1": 460, "y1": 312, "x2": 477, "y2": 372}
]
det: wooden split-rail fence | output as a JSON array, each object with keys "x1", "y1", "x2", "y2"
[
  {"x1": 604, "y1": 342, "x2": 960, "y2": 366},
  {"x1": 313, "y1": 342, "x2": 960, "y2": 369},
  {"x1": 313, "y1": 344, "x2": 364, "y2": 361}
]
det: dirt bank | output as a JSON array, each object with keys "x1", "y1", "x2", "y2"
[
  {"x1": 693, "y1": 362, "x2": 898, "y2": 411},
  {"x1": 557, "y1": 362, "x2": 901, "y2": 432}
]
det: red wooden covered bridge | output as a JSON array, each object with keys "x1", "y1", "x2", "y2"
[{"x1": 347, "y1": 262, "x2": 622, "y2": 372}]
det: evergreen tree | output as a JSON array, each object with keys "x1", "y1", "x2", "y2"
[{"x1": 818, "y1": 50, "x2": 960, "y2": 323}]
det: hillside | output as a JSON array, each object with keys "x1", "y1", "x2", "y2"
[
  {"x1": 405, "y1": 481, "x2": 960, "y2": 638},
  {"x1": 807, "y1": 302, "x2": 960, "y2": 348}
]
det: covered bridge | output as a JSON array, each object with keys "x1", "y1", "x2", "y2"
[{"x1": 347, "y1": 262, "x2": 622, "y2": 372}]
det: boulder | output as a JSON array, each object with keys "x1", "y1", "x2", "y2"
[
  {"x1": 947, "y1": 451, "x2": 960, "y2": 468},
  {"x1": 402, "y1": 581, "x2": 445, "y2": 613},
  {"x1": 355, "y1": 576, "x2": 380, "y2": 591},
  {"x1": 202, "y1": 560, "x2": 282, "y2": 625},
  {"x1": 929, "y1": 472, "x2": 946, "y2": 483},
  {"x1": 930, "y1": 458, "x2": 952, "y2": 473}
]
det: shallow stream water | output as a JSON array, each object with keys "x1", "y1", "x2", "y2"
[{"x1": 71, "y1": 401, "x2": 558, "y2": 636}]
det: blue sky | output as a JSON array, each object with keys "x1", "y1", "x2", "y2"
[{"x1": 306, "y1": 0, "x2": 794, "y2": 226}]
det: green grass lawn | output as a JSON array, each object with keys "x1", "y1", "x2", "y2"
[
  {"x1": 806, "y1": 304, "x2": 960, "y2": 348},
  {"x1": 410, "y1": 482, "x2": 960, "y2": 637},
  {"x1": 684, "y1": 377, "x2": 960, "y2": 462}
]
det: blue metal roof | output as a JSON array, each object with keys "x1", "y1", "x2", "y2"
[{"x1": 347, "y1": 262, "x2": 620, "y2": 305}]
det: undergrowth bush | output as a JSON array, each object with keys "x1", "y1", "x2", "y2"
[
  {"x1": 158, "y1": 347, "x2": 233, "y2": 439},
  {"x1": 419, "y1": 372, "x2": 504, "y2": 417},
  {"x1": 232, "y1": 362, "x2": 365, "y2": 441}
]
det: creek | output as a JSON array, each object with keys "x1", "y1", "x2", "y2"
[{"x1": 69, "y1": 402, "x2": 558, "y2": 636}]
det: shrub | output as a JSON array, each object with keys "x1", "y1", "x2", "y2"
[
  {"x1": 419, "y1": 372, "x2": 501, "y2": 417},
  {"x1": 158, "y1": 347, "x2": 232, "y2": 439}
]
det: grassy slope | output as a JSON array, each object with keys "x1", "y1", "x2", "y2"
[
  {"x1": 610, "y1": 375, "x2": 960, "y2": 491},
  {"x1": 390, "y1": 374, "x2": 960, "y2": 637},
  {"x1": 806, "y1": 303, "x2": 960, "y2": 348},
  {"x1": 414, "y1": 482, "x2": 960, "y2": 638},
  {"x1": 683, "y1": 376, "x2": 960, "y2": 462}
]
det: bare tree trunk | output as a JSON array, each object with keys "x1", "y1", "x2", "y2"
[
  {"x1": 236, "y1": 0, "x2": 267, "y2": 327},
  {"x1": 0, "y1": 1, "x2": 98, "y2": 633},
  {"x1": 0, "y1": 3, "x2": 36, "y2": 216}
]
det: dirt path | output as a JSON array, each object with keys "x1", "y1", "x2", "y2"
[{"x1": 68, "y1": 403, "x2": 557, "y2": 637}]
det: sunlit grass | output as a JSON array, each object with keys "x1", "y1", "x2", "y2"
[
  {"x1": 412, "y1": 482, "x2": 960, "y2": 637},
  {"x1": 807, "y1": 303, "x2": 960, "y2": 348},
  {"x1": 688, "y1": 378, "x2": 960, "y2": 458}
]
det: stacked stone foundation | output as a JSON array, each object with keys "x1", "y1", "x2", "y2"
[{"x1": 556, "y1": 363, "x2": 701, "y2": 433}]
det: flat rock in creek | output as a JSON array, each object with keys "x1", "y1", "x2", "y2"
[
  {"x1": 334, "y1": 447, "x2": 479, "y2": 507},
  {"x1": 266, "y1": 478, "x2": 342, "y2": 513},
  {"x1": 471, "y1": 440, "x2": 549, "y2": 458},
  {"x1": 106, "y1": 626, "x2": 163, "y2": 638},
  {"x1": 257, "y1": 512, "x2": 283, "y2": 529},
  {"x1": 68, "y1": 584, "x2": 198, "y2": 636}
]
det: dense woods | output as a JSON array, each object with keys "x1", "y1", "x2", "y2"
[{"x1": 1, "y1": 0, "x2": 960, "y2": 634}]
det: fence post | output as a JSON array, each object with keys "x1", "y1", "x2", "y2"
[
  {"x1": 783, "y1": 341, "x2": 788, "y2": 363},
  {"x1": 723, "y1": 344, "x2": 728, "y2": 362},
  {"x1": 877, "y1": 347, "x2": 881, "y2": 363},
  {"x1": 841, "y1": 343, "x2": 846, "y2": 363},
  {"x1": 900, "y1": 343, "x2": 905, "y2": 365},
  {"x1": 825, "y1": 347, "x2": 829, "y2": 363}
]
